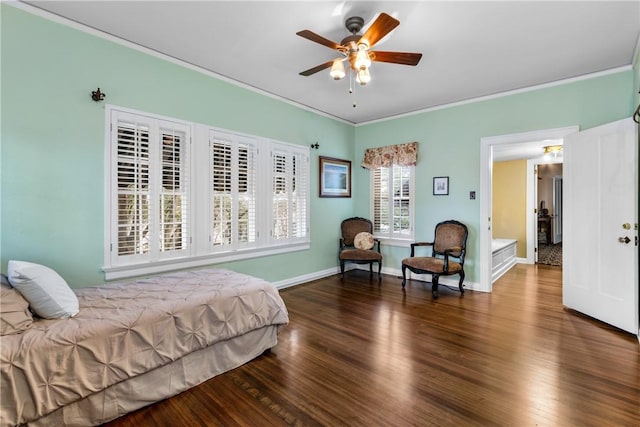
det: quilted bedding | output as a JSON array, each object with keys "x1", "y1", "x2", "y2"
[{"x1": 0, "y1": 268, "x2": 289, "y2": 426}]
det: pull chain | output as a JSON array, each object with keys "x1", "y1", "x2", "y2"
[{"x1": 349, "y1": 70, "x2": 357, "y2": 108}]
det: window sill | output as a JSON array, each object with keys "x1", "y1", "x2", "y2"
[
  {"x1": 103, "y1": 242, "x2": 310, "y2": 281},
  {"x1": 374, "y1": 237, "x2": 414, "y2": 248}
]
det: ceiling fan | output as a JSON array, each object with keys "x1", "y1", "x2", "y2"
[{"x1": 296, "y1": 13, "x2": 422, "y2": 85}]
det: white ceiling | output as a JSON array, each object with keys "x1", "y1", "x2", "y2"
[{"x1": 24, "y1": 1, "x2": 640, "y2": 127}]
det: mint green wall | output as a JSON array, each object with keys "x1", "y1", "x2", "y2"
[
  {"x1": 1, "y1": 4, "x2": 636, "y2": 289},
  {"x1": 1, "y1": 5, "x2": 354, "y2": 287},
  {"x1": 354, "y1": 71, "x2": 634, "y2": 284}
]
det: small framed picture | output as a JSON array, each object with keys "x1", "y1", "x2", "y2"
[
  {"x1": 433, "y1": 176, "x2": 449, "y2": 195},
  {"x1": 319, "y1": 156, "x2": 351, "y2": 198}
]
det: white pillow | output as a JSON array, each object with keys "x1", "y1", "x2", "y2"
[
  {"x1": 8, "y1": 260, "x2": 79, "y2": 319},
  {"x1": 354, "y1": 232, "x2": 375, "y2": 250}
]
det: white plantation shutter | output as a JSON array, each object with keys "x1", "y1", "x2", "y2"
[
  {"x1": 271, "y1": 146, "x2": 309, "y2": 242},
  {"x1": 373, "y1": 167, "x2": 389, "y2": 234},
  {"x1": 110, "y1": 110, "x2": 191, "y2": 266},
  {"x1": 272, "y1": 151, "x2": 289, "y2": 240},
  {"x1": 106, "y1": 107, "x2": 309, "y2": 278},
  {"x1": 158, "y1": 126, "x2": 189, "y2": 255},
  {"x1": 115, "y1": 118, "x2": 151, "y2": 258},
  {"x1": 211, "y1": 137, "x2": 233, "y2": 246},
  {"x1": 393, "y1": 165, "x2": 411, "y2": 235},
  {"x1": 210, "y1": 132, "x2": 257, "y2": 250},
  {"x1": 372, "y1": 164, "x2": 414, "y2": 239},
  {"x1": 291, "y1": 152, "x2": 308, "y2": 238},
  {"x1": 238, "y1": 141, "x2": 256, "y2": 244}
]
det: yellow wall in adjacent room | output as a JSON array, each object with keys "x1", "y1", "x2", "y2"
[{"x1": 492, "y1": 160, "x2": 527, "y2": 258}]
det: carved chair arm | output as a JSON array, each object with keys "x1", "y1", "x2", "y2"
[
  {"x1": 410, "y1": 241, "x2": 434, "y2": 257},
  {"x1": 444, "y1": 246, "x2": 463, "y2": 255}
]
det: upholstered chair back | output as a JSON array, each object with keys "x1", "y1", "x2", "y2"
[
  {"x1": 433, "y1": 222, "x2": 467, "y2": 260},
  {"x1": 341, "y1": 217, "x2": 374, "y2": 247}
]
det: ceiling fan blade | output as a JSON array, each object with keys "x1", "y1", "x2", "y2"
[
  {"x1": 370, "y1": 51, "x2": 423, "y2": 66},
  {"x1": 299, "y1": 60, "x2": 335, "y2": 76},
  {"x1": 358, "y1": 12, "x2": 399, "y2": 48},
  {"x1": 296, "y1": 30, "x2": 341, "y2": 50}
]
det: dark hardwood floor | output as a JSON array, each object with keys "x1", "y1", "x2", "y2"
[{"x1": 104, "y1": 264, "x2": 640, "y2": 426}]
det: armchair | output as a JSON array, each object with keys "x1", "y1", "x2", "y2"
[
  {"x1": 401, "y1": 220, "x2": 468, "y2": 299},
  {"x1": 339, "y1": 217, "x2": 382, "y2": 279}
]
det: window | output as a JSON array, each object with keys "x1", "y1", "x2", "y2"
[
  {"x1": 105, "y1": 107, "x2": 309, "y2": 279},
  {"x1": 371, "y1": 164, "x2": 414, "y2": 241},
  {"x1": 270, "y1": 146, "x2": 309, "y2": 244},
  {"x1": 109, "y1": 110, "x2": 191, "y2": 266},
  {"x1": 210, "y1": 131, "x2": 257, "y2": 250}
]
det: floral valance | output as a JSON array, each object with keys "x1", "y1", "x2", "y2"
[{"x1": 360, "y1": 142, "x2": 418, "y2": 169}]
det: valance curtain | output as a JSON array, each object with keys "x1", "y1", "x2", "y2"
[{"x1": 360, "y1": 141, "x2": 418, "y2": 169}]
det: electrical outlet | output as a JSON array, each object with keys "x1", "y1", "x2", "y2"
[{"x1": 470, "y1": 191, "x2": 476, "y2": 200}]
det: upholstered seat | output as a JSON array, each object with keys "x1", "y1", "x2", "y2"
[
  {"x1": 339, "y1": 217, "x2": 382, "y2": 279},
  {"x1": 401, "y1": 220, "x2": 468, "y2": 299},
  {"x1": 402, "y1": 257, "x2": 462, "y2": 274}
]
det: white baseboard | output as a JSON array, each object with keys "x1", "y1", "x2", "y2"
[
  {"x1": 272, "y1": 264, "x2": 482, "y2": 293},
  {"x1": 272, "y1": 266, "x2": 346, "y2": 289},
  {"x1": 355, "y1": 264, "x2": 482, "y2": 292}
]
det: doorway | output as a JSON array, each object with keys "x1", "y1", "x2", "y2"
[
  {"x1": 479, "y1": 126, "x2": 578, "y2": 293},
  {"x1": 536, "y1": 163, "x2": 563, "y2": 266}
]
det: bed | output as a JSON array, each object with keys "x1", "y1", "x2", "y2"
[
  {"x1": 492, "y1": 238, "x2": 517, "y2": 282},
  {"x1": 0, "y1": 267, "x2": 289, "y2": 427}
]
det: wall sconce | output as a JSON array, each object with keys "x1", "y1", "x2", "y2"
[{"x1": 91, "y1": 88, "x2": 106, "y2": 102}]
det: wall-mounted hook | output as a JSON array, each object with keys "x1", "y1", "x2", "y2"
[
  {"x1": 634, "y1": 90, "x2": 640, "y2": 124},
  {"x1": 91, "y1": 88, "x2": 106, "y2": 102},
  {"x1": 310, "y1": 142, "x2": 320, "y2": 149}
]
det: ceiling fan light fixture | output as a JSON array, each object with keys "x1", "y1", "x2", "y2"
[
  {"x1": 356, "y1": 67, "x2": 371, "y2": 85},
  {"x1": 354, "y1": 48, "x2": 371, "y2": 70},
  {"x1": 330, "y1": 59, "x2": 346, "y2": 80}
]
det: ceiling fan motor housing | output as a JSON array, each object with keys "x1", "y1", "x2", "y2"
[{"x1": 345, "y1": 16, "x2": 364, "y2": 34}]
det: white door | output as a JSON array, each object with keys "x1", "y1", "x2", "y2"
[
  {"x1": 563, "y1": 117, "x2": 638, "y2": 334},
  {"x1": 552, "y1": 176, "x2": 562, "y2": 244}
]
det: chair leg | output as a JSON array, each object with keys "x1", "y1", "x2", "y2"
[
  {"x1": 458, "y1": 271, "x2": 465, "y2": 294},
  {"x1": 369, "y1": 262, "x2": 373, "y2": 277},
  {"x1": 432, "y1": 275, "x2": 440, "y2": 299},
  {"x1": 340, "y1": 261, "x2": 345, "y2": 279},
  {"x1": 377, "y1": 261, "x2": 382, "y2": 280},
  {"x1": 401, "y1": 264, "x2": 407, "y2": 288}
]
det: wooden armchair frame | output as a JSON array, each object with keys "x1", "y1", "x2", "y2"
[{"x1": 401, "y1": 220, "x2": 468, "y2": 299}]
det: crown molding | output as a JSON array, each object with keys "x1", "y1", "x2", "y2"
[
  {"x1": 8, "y1": 1, "x2": 635, "y2": 127},
  {"x1": 356, "y1": 65, "x2": 632, "y2": 127},
  {"x1": 9, "y1": 1, "x2": 353, "y2": 126}
]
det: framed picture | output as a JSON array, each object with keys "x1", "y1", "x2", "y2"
[
  {"x1": 433, "y1": 176, "x2": 449, "y2": 195},
  {"x1": 319, "y1": 156, "x2": 351, "y2": 198}
]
